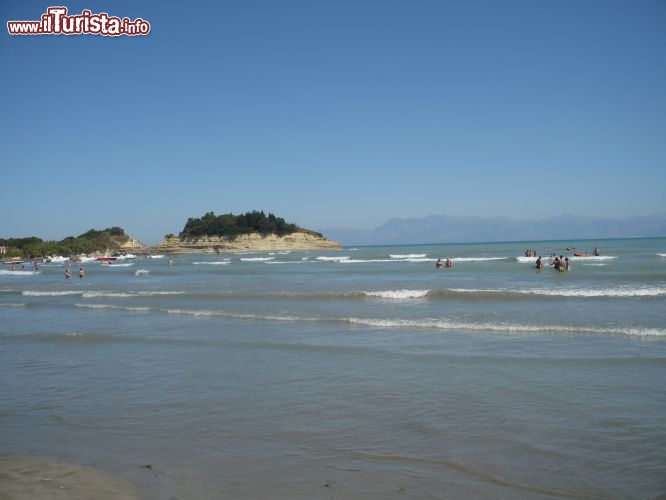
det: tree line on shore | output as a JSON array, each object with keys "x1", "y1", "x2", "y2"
[{"x1": 0, "y1": 228, "x2": 130, "y2": 259}]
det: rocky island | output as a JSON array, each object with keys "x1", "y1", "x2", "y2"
[
  {"x1": 150, "y1": 211, "x2": 340, "y2": 254},
  {"x1": 150, "y1": 230, "x2": 340, "y2": 254},
  {"x1": 0, "y1": 211, "x2": 340, "y2": 260}
]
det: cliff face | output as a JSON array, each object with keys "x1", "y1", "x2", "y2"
[
  {"x1": 149, "y1": 231, "x2": 341, "y2": 254},
  {"x1": 119, "y1": 238, "x2": 146, "y2": 250}
]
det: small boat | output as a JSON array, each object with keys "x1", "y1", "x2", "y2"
[
  {"x1": 96, "y1": 256, "x2": 118, "y2": 262},
  {"x1": 43, "y1": 255, "x2": 70, "y2": 263},
  {"x1": 114, "y1": 253, "x2": 137, "y2": 260}
]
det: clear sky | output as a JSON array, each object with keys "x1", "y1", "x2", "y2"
[{"x1": 2, "y1": 0, "x2": 665, "y2": 244}]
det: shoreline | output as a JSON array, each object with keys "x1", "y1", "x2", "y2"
[
  {"x1": 0, "y1": 455, "x2": 140, "y2": 500},
  {"x1": 2, "y1": 231, "x2": 341, "y2": 261}
]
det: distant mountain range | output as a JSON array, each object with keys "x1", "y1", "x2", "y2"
[{"x1": 320, "y1": 214, "x2": 666, "y2": 246}]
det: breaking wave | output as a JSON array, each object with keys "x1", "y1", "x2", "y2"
[
  {"x1": 68, "y1": 302, "x2": 666, "y2": 338},
  {"x1": 363, "y1": 289, "x2": 430, "y2": 299}
]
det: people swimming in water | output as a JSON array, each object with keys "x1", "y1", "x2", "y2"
[
  {"x1": 65, "y1": 265, "x2": 72, "y2": 279},
  {"x1": 435, "y1": 257, "x2": 452, "y2": 269},
  {"x1": 551, "y1": 255, "x2": 571, "y2": 272},
  {"x1": 536, "y1": 256, "x2": 543, "y2": 269},
  {"x1": 78, "y1": 266, "x2": 86, "y2": 278}
]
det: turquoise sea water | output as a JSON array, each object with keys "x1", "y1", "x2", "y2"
[{"x1": 1, "y1": 238, "x2": 665, "y2": 498}]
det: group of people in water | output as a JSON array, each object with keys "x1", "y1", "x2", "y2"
[
  {"x1": 65, "y1": 264, "x2": 86, "y2": 279},
  {"x1": 435, "y1": 246, "x2": 602, "y2": 273},
  {"x1": 435, "y1": 257, "x2": 453, "y2": 269},
  {"x1": 533, "y1": 246, "x2": 600, "y2": 272},
  {"x1": 536, "y1": 255, "x2": 571, "y2": 272}
]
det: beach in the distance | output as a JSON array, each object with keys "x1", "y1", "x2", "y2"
[{"x1": 1, "y1": 238, "x2": 665, "y2": 499}]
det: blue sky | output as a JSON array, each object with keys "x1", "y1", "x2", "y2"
[{"x1": 2, "y1": 0, "x2": 665, "y2": 244}]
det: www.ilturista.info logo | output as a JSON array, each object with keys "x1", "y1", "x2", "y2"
[{"x1": 7, "y1": 6, "x2": 151, "y2": 36}]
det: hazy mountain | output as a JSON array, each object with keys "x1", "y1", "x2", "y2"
[{"x1": 320, "y1": 214, "x2": 666, "y2": 246}]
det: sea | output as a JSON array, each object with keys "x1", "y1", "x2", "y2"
[{"x1": 1, "y1": 238, "x2": 665, "y2": 499}]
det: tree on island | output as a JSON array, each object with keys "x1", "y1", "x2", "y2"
[{"x1": 178, "y1": 211, "x2": 321, "y2": 239}]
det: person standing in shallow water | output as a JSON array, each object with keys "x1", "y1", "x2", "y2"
[
  {"x1": 536, "y1": 256, "x2": 543, "y2": 269},
  {"x1": 65, "y1": 265, "x2": 72, "y2": 279},
  {"x1": 78, "y1": 266, "x2": 85, "y2": 278}
]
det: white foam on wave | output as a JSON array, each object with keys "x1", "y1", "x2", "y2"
[
  {"x1": 0, "y1": 270, "x2": 41, "y2": 276},
  {"x1": 83, "y1": 292, "x2": 133, "y2": 298},
  {"x1": 66, "y1": 302, "x2": 665, "y2": 338},
  {"x1": 658, "y1": 253, "x2": 666, "y2": 258},
  {"x1": 346, "y1": 317, "x2": 666, "y2": 337},
  {"x1": 364, "y1": 289, "x2": 430, "y2": 299},
  {"x1": 316, "y1": 256, "x2": 350, "y2": 262},
  {"x1": 531, "y1": 286, "x2": 666, "y2": 297},
  {"x1": 317, "y1": 255, "x2": 433, "y2": 264},
  {"x1": 135, "y1": 269, "x2": 150, "y2": 276},
  {"x1": 23, "y1": 290, "x2": 81, "y2": 296},
  {"x1": 390, "y1": 254, "x2": 427, "y2": 259},
  {"x1": 82, "y1": 290, "x2": 185, "y2": 298},
  {"x1": 164, "y1": 308, "x2": 301, "y2": 322},
  {"x1": 446, "y1": 286, "x2": 666, "y2": 298},
  {"x1": 0, "y1": 303, "x2": 26, "y2": 308},
  {"x1": 447, "y1": 288, "x2": 497, "y2": 294},
  {"x1": 75, "y1": 303, "x2": 152, "y2": 312},
  {"x1": 570, "y1": 255, "x2": 617, "y2": 261},
  {"x1": 240, "y1": 257, "x2": 274, "y2": 262},
  {"x1": 516, "y1": 256, "x2": 541, "y2": 263},
  {"x1": 193, "y1": 261, "x2": 231, "y2": 265}
]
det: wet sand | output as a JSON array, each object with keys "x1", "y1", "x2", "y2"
[{"x1": 0, "y1": 456, "x2": 139, "y2": 500}]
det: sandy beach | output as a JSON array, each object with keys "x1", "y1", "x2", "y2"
[{"x1": 0, "y1": 456, "x2": 139, "y2": 500}]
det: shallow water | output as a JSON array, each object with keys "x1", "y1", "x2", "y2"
[{"x1": 1, "y1": 238, "x2": 665, "y2": 498}]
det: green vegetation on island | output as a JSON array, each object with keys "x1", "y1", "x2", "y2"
[
  {"x1": 1, "y1": 211, "x2": 328, "y2": 259},
  {"x1": 0, "y1": 228, "x2": 132, "y2": 259},
  {"x1": 177, "y1": 211, "x2": 321, "y2": 239}
]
